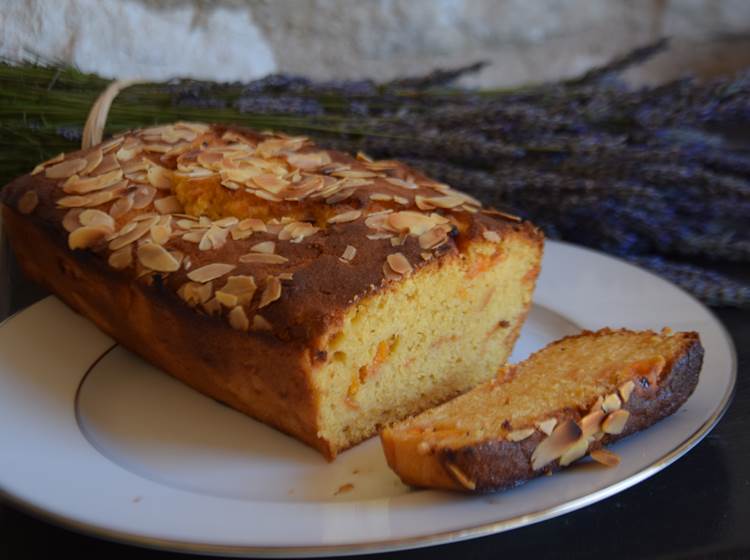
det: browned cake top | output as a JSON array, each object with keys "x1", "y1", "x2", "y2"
[{"x1": 1, "y1": 122, "x2": 541, "y2": 344}]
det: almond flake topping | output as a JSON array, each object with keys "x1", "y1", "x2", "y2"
[
  {"x1": 340, "y1": 245, "x2": 357, "y2": 263},
  {"x1": 68, "y1": 226, "x2": 111, "y2": 250},
  {"x1": 45, "y1": 157, "x2": 87, "y2": 179},
  {"x1": 147, "y1": 165, "x2": 172, "y2": 190},
  {"x1": 216, "y1": 275, "x2": 257, "y2": 307},
  {"x1": 108, "y1": 246, "x2": 133, "y2": 270},
  {"x1": 79, "y1": 209, "x2": 115, "y2": 230},
  {"x1": 228, "y1": 306, "x2": 250, "y2": 331},
  {"x1": 507, "y1": 428, "x2": 535, "y2": 442},
  {"x1": 154, "y1": 195, "x2": 183, "y2": 214},
  {"x1": 590, "y1": 448, "x2": 621, "y2": 467},
  {"x1": 32, "y1": 152, "x2": 64, "y2": 175},
  {"x1": 252, "y1": 314, "x2": 273, "y2": 331},
  {"x1": 250, "y1": 241, "x2": 275, "y2": 254},
  {"x1": 187, "y1": 263, "x2": 236, "y2": 283},
  {"x1": 387, "y1": 252, "x2": 413, "y2": 275},
  {"x1": 258, "y1": 276, "x2": 282, "y2": 308},
  {"x1": 17, "y1": 191, "x2": 39, "y2": 215},
  {"x1": 62, "y1": 169, "x2": 123, "y2": 194},
  {"x1": 327, "y1": 210, "x2": 362, "y2": 224},
  {"x1": 177, "y1": 281, "x2": 214, "y2": 306},
  {"x1": 137, "y1": 243, "x2": 180, "y2": 272},
  {"x1": 81, "y1": 148, "x2": 104, "y2": 175}
]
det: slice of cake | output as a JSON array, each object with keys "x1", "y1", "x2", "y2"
[
  {"x1": 381, "y1": 328, "x2": 703, "y2": 490},
  {"x1": 1, "y1": 123, "x2": 543, "y2": 459}
]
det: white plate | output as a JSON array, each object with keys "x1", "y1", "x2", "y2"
[{"x1": 0, "y1": 241, "x2": 736, "y2": 557}]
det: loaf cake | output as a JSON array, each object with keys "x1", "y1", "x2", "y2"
[
  {"x1": 381, "y1": 328, "x2": 703, "y2": 491},
  {"x1": 1, "y1": 122, "x2": 543, "y2": 460}
]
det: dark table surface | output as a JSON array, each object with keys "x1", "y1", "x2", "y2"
[{"x1": 1, "y1": 254, "x2": 748, "y2": 560}]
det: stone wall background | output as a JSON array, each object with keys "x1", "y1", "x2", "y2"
[{"x1": 2, "y1": 0, "x2": 750, "y2": 86}]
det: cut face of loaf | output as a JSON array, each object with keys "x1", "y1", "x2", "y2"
[{"x1": 381, "y1": 328, "x2": 704, "y2": 492}]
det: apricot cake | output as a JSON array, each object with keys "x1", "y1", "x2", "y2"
[
  {"x1": 1, "y1": 123, "x2": 543, "y2": 460},
  {"x1": 381, "y1": 328, "x2": 703, "y2": 491}
]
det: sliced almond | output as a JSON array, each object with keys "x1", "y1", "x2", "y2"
[
  {"x1": 382, "y1": 261, "x2": 401, "y2": 281},
  {"x1": 147, "y1": 165, "x2": 172, "y2": 190},
  {"x1": 62, "y1": 209, "x2": 84, "y2": 232},
  {"x1": 56, "y1": 184, "x2": 123, "y2": 208},
  {"x1": 287, "y1": 151, "x2": 331, "y2": 170},
  {"x1": 154, "y1": 195, "x2": 183, "y2": 214},
  {"x1": 252, "y1": 174, "x2": 288, "y2": 194},
  {"x1": 17, "y1": 191, "x2": 39, "y2": 215},
  {"x1": 202, "y1": 297, "x2": 222, "y2": 316},
  {"x1": 45, "y1": 157, "x2": 87, "y2": 179},
  {"x1": 387, "y1": 252, "x2": 413, "y2": 275},
  {"x1": 369, "y1": 193, "x2": 392, "y2": 202},
  {"x1": 251, "y1": 314, "x2": 273, "y2": 331},
  {"x1": 537, "y1": 418, "x2": 558, "y2": 436},
  {"x1": 137, "y1": 243, "x2": 180, "y2": 272},
  {"x1": 77, "y1": 209, "x2": 114, "y2": 231},
  {"x1": 62, "y1": 169, "x2": 123, "y2": 194},
  {"x1": 109, "y1": 193, "x2": 134, "y2": 219},
  {"x1": 507, "y1": 428, "x2": 535, "y2": 442},
  {"x1": 133, "y1": 185, "x2": 156, "y2": 210},
  {"x1": 108, "y1": 246, "x2": 133, "y2": 270},
  {"x1": 68, "y1": 226, "x2": 110, "y2": 250},
  {"x1": 327, "y1": 209, "x2": 362, "y2": 224},
  {"x1": 444, "y1": 462, "x2": 476, "y2": 491},
  {"x1": 187, "y1": 263, "x2": 236, "y2": 283},
  {"x1": 228, "y1": 306, "x2": 250, "y2": 331},
  {"x1": 32, "y1": 152, "x2": 64, "y2": 175},
  {"x1": 580, "y1": 410, "x2": 605, "y2": 440},
  {"x1": 177, "y1": 281, "x2": 214, "y2": 306},
  {"x1": 418, "y1": 226, "x2": 449, "y2": 250},
  {"x1": 619, "y1": 380, "x2": 635, "y2": 403},
  {"x1": 108, "y1": 218, "x2": 155, "y2": 251},
  {"x1": 340, "y1": 245, "x2": 357, "y2": 263},
  {"x1": 602, "y1": 393, "x2": 622, "y2": 413},
  {"x1": 559, "y1": 437, "x2": 589, "y2": 467},
  {"x1": 590, "y1": 448, "x2": 621, "y2": 467},
  {"x1": 258, "y1": 276, "x2": 282, "y2": 308},
  {"x1": 81, "y1": 148, "x2": 104, "y2": 175},
  {"x1": 531, "y1": 419, "x2": 582, "y2": 471},
  {"x1": 150, "y1": 222, "x2": 172, "y2": 245},
  {"x1": 250, "y1": 241, "x2": 275, "y2": 254},
  {"x1": 602, "y1": 410, "x2": 630, "y2": 435},
  {"x1": 239, "y1": 253, "x2": 289, "y2": 264},
  {"x1": 216, "y1": 275, "x2": 257, "y2": 307}
]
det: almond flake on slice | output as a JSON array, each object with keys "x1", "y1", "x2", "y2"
[
  {"x1": 590, "y1": 448, "x2": 621, "y2": 467},
  {"x1": 327, "y1": 210, "x2": 362, "y2": 224},
  {"x1": 507, "y1": 428, "x2": 535, "y2": 442},
  {"x1": 109, "y1": 192, "x2": 134, "y2": 219},
  {"x1": 68, "y1": 226, "x2": 111, "y2": 250},
  {"x1": 251, "y1": 314, "x2": 273, "y2": 331},
  {"x1": 250, "y1": 241, "x2": 275, "y2": 254},
  {"x1": 618, "y1": 380, "x2": 635, "y2": 403},
  {"x1": 602, "y1": 393, "x2": 622, "y2": 413},
  {"x1": 154, "y1": 195, "x2": 183, "y2": 214},
  {"x1": 45, "y1": 157, "x2": 87, "y2": 179},
  {"x1": 340, "y1": 245, "x2": 357, "y2": 263},
  {"x1": 108, "y1": 218, "x2": 157, "y2": 251},
  {"x1": 62, "y1": 169, "x2": 123, "y2": 194},
  {"x1": 601, "y1": 410, "x2": 630, "y2": 435},
  {"x1": 147, "y1": 165, "x2": 172, "y2": 190},
  {"x1": 81, "y1": 148, "x2": 104, "y2": 175},
  {"x1": 187, "y1": 263, "x2": 236, "y2": 283},
  {"x1": 239, "y1": 253, "x2": 289, "y2": 265},
  {"x1": 258, "y1": 276, "x2": 282, "y2": 308},
  {"x1": 382, "y1": 261, "x2": 401, "y2": 282},
  {"x1": 559, "y1": 437, "x2": 590, "y2": 467},
  {"x1": 418, "y1": 226, "x2": 449, "y2": 250},
  {"x1": 531, "y1": 419, "x2": 582, "y2": 470},
  {"x1": 108, "y1": 246, "x2": 133, "y2": 270},
  {"x1": 79, "y1": 209, "x2": 115, "y2": 231},
  {"x1": 32, "y1": 152, "x2": 64, "y2": 175},
  {"x1": 537, "y1": 418, "x2": 558, "y2": 436},
  {"x1": 17, "y1": 191, "x2": 39, "y2": 215},
  {"x1": 136, "y1": 243, "x2": 180, "y2": 272},
  {"x1": 228, "y1": 306, "x2": 250, "y2": 331},
  {"x1": 387, "y1": 252, "x2": 413, "y2": 275},
  {"x1": 63, "y1": 209, "x2": 84, "y2": 232},
  {"x1": 216, "y1": 275, "x2": 257, "y2": 307},
  {"x1": 177, "y1": 281, "x2": 213, "y2": 306},
  {"x1": 444, "y1": 462, "x2": 476, "y2": 491}
]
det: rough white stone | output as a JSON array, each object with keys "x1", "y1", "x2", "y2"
[{"x1": 0, "y1": 0, "x2": 276, "y2": 81}]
